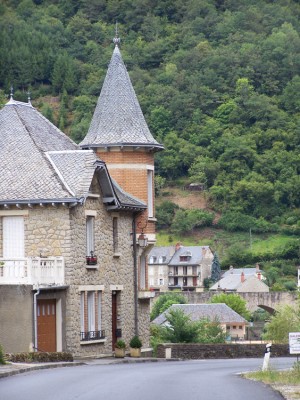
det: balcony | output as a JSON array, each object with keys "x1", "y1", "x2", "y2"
[
  {"x1": 0, "y1": 257, "x2": 65, "y2": 286},
  {"x1": 138, "y1": 290, "x2": 155, "y2": 299}
]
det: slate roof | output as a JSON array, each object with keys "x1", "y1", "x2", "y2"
[
  {"x1": 223, "y1": 267, "x2": 259, "y2": 277},
  {"x1": 80, "y1": 44, "x2": 163, "y2": 150},
  {"x1": 0, "y1": 100, "x2": 146, "y2": 210},
  {"x1": 152, "y1": 303, "x2": 247, "y2": 325},
  {"x1": 168, "y1": 246, "x2": 211, "y2": 266},
  {"x1": 209, "y1": 274, "x2": 267, "y2": 291},
  {"x1": 148, "y1": 246, "x2": 175, "y2": 264}
]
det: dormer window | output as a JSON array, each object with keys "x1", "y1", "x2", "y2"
[{"x1": 149, "y1": 256, "x2": 157, "y2": 264}]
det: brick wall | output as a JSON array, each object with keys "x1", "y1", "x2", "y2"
[{"x1": 157, "y1": 343, "x2": 291, "y2": 359}]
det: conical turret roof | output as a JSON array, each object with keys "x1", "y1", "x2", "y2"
[{"x1": 80, "y1": 44, "x2": 163, "y2": 151}]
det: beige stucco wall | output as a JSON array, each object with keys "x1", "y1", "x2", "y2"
[{"x1": 0, "y1": 285, "x2": 33, "y2": 353}]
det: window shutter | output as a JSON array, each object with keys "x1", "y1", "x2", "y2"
[{"x1": 3, "y1": 216, "x2": 25, "y2": 258}]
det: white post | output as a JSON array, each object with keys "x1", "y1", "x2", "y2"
[{"x1": 262, "y1": 343, "x2": 272, "y2": 371}]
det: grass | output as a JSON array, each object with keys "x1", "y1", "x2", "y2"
[
  {"x1": 245, "y1": 362, "x2": 300, "y2": 385},
  {"x1": 156, "y1": 229, "x2": 297, "y2": 261}
]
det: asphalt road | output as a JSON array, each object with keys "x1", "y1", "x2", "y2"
[{"x1": 0, "y1": 357, "x2": 294, "y2": 400}]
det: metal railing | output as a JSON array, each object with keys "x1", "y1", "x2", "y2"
[
  {"x1": 80, "y1": 330, "x2": 106, "y2": 341},
  {"x1": 0, "y1": 257, "x2": 65, "y2": 285}
]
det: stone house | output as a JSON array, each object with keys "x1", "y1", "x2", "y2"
[
  {"x1": 210, "y1": 265, "x2": 269, "y2": 293},
  {"x1": 0, "y1": 39, "x2": 162, "y2": 356},
  {"x1": 152, "y1": 303, "x2": 248, "y2": 340},
  {"x1": 148, "y1": 244, "x2": 213, "y2": 292}
]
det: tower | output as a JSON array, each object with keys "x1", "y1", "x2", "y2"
[{"x1": 80, "y1": 38, "x2": 163, "y2": 245}]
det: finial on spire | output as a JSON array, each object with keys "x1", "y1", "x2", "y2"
[
  {"x1": 113, "y1": 21, "x2": 120, "y2": 46},
  {"x1": 10, "y1": 85, "x2": 14, "y2": 100}
]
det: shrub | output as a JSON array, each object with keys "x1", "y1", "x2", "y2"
[
  {"x1": 115, "y1": 339, "x2": 126, "y2": 349},
  {"x1": 5, "y1": 352, "x2": 73, "y2": 363},
  {"x1": 151, "y1": 292, "x2": 187, "y2": 321},
  {"x1": 0, "y1": 344, "x2": 5, "y2": 365},
  {"x1": 129, "y1": 336, "x2": 142, "y2": 348}
]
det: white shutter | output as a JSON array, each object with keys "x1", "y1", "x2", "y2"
[
  {"x1": 86, "y1": 217, "x2": 94, "y2": 256},
  {"x1": 87, "y1": 291, "x2": 95, "y2": 332},
  {"x1": 3, "y1": 216, "x2": 25, "y2": 258}
]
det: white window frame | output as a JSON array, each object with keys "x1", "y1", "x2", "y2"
[
  {"x1": 79, "y1": 287, "x2": 105, "y2": 344},
  {"x1": 86, "y1": 216, "x2": 95, "y2": 257},
  {"x1": 3, "y1": 216, "x2": 25, "y2": 258},
  {"x1": 147, "y1": 168, "x2": 154, "y2": 218}
]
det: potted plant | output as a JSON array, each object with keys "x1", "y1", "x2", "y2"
[
  {"x1": 86, "y1": 251, "x2": 97, "y2": 265},
  {"x1": 114, "y1": 339, "x2": 126, "y2": 358},
  {"x1": 129, "y1": 335, "x2": 142, "y2": 357}
]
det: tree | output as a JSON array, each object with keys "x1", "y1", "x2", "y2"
[
  {"x1": 210, "y1": 293, "x2": 251, "y2": 321},
  {"x1": 150, "y1": 292, "x2": 187, "y2": 321},
  {"x1": 263, "y1": 303, "x2": 300, "y2": 344},
  {"x1": 211, "y1": 252, "x2": 221, "y2": 283},
  {"x1": 160, "y1": 308, "x2": 226, "y2": 344}
]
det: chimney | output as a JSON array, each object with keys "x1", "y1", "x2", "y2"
[
  {"x1": 175, "y1": 242, "x2": 181, "y2": 252},
  {"x1": 257, "y1": 272, "x2": 262, "y2": 280},
  {"x1": 256, "y1": 263, "x2": 260, "y2": 272},
  {"x1": 229, "y1": 265, "x2": 234, "y2": 274},
  {"x1": 241, "y1": 271, "x2": 245, "y2": 283},
  {"x1": 202, "y1": 247, "x2": 206, "y2": 257}
]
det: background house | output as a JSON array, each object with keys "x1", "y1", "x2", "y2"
[
  {"x1": 148, "y1": 244, "x2": 213, "y2": 292},
  {"x1": 152, "y1": 303, "x2": 248, "y2": 340},
  {"x1": 148, "y1": 246, "x2": 175, "y2": 291},
  {"x1": 210, "y1": 265, "x2": 269, "y2": 293}
]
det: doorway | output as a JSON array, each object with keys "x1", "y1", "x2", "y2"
[{"x1": 37, "y1": 299, "x2": 56, "y2": 352}]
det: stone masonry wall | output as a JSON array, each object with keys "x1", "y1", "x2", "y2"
[{"x1": 157, "y1": 343, "x2": 291, "y2": 359}]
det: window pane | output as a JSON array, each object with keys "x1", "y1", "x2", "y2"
[
  {"x1": 113, "y1": 217, "x2": 118, "y2": 253},
  {"x1": 86, "y1": 217, "x2": 94, "y2": 256},
  {"x1": 98, "y1": 292, "x2": 102, "y2": 331},
  {"x1": 87, "y1": 292, "x2": 95, "y2": 331}
]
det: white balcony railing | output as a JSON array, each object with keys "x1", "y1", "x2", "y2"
[{"x1": 0, "y1": 257, "x2": 65, "y2": 286}]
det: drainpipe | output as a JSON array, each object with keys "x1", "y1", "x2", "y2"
[
  {"x1": 132, "y1": 214, "x2": 138, "y2": 336},
  {"x1": 33, "y1": 288, "x2": 40, "y2": 352}
]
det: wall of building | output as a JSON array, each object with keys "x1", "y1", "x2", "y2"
[{"x1": 0, "y1": 285, "x2": 33, "y2": 353}]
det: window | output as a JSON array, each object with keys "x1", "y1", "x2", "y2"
[
  {"x1": 159, "y1": 266, "x2": 164, "y2": 275},
  {"x1": 149, "y1": 256, "x2": 157, "y2": 264},
  {"x1": 149, "y1": 266, "x2": 154, "y2": 276},
  {"x1": 3, "y1": 216, "x2": 25, "y2": 258},
  {"x1": 147, "y1": 169, "x2": 154, "y2": 218},
  {"x1": 158, "y1": 278, "x2": 164, "y2": 286},
  {"x1": 86, "y1": 216, "x2": 95, "y2": 257},
  {"x1": 149, "y1": 278, "x2": 154, "y2": 286},
  {"x1": 80, "y1": 290, "x2": 105, "y2": 342},
  {"x1": 113, "y1": 217, "x2": 118, "y2": 253}
]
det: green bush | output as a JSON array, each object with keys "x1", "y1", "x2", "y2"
[
  {"x1": 129, "y1": 336, "x2": 142, "y2": 348},
  {"x1": 5, "y1": 352, "x2": 73, "y2": 363},
  {"x1": 151, "y1": 292, "x2": 187, "y2": 321},
  {"x1": 115, "y1": 339, "x2": 126, "y2": 349},
  {"x1": 218, "y1": 211, "x2": 278, "y2": 233},
  {"x1": 0, "y1": 344, "x2": 5, "y2": 365},
  {"x1": 156, "y1": 201, "x2": 179, "y2": 230}
]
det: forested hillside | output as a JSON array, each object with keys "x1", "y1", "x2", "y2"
[{"x1": 0, "y1": 0, "x2": 299, "y2": 226}]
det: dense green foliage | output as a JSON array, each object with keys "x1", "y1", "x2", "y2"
[
  {"x1": 263, "y1": 301, "x2": 300, "y2": 343},
  {"x1": 150, "y1": 291, "x2": 187, "y2": 321},
  {"x1": 0, "y1": 344, "x2": 5, "y2": 365},
  {"x1": 152, "y1": 308, "x2": 226, "y2": 344},
  {"x1": 210, "y1": 293, "x2": 251, "y2": 320},
  {"x1": 1, "y1": 0, "x2": 299, "y2": 221}
]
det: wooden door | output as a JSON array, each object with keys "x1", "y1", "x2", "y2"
[{"x1": 37, "y1": 299, "x2": 56, "y2": 352}]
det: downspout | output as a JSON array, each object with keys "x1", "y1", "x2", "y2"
[
  {"x1": 33, "y1": 288, "x2": 40, "y2": 352},
  {"x1": 132, "y1": 214, "x2": 138, "y2": 336}
]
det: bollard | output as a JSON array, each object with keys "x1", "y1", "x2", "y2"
[{"x1": 262, "y1": 343, "x2": 272, "y2": 371}]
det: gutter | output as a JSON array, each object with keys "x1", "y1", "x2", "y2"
[{"x1": 33, "y1": 288, "x2": 40, "y2": 352}]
